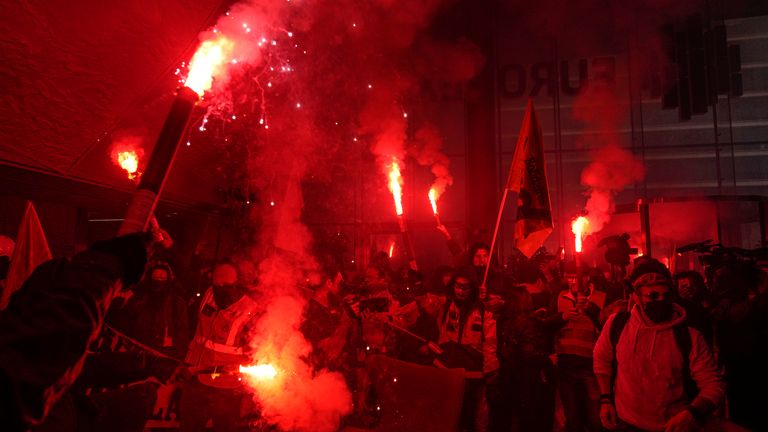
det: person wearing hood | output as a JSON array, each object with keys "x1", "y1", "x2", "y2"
[
  {"x1": 110, "y1": 262, "x2": 191, "y2": 359},
  {"x1": 594, "y1": 262, "x2": 725, "y2": 432},
  {"x1": 180, "y1": 261, "x2": 259, "y2": 432}
]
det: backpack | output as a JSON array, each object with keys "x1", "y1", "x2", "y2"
[{"x1": 609, "y1": 311, "x2": 699, "y2": 400}]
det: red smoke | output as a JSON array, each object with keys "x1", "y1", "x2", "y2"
[
  {"x1": 181, "y1": 1, "x2": 484, "y2": 429},
  {"x1": 573, "y1": 88, "x2": 644, "y2": 235},
  {"x1": 410, "y1": 124, "x2": 454, "y2": 201}
]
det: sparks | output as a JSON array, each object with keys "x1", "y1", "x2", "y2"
[
  {"x1": 239, "y1": 364, "x2": 278, "y2": 380},
  {"x1": 184, "y1": 36, "x2": 235, "y2": 96},
  {"x1": 388, "y1": 242, "x2": 395, "y2": 258},
  {"x1": 571, "y1": 216, "x2": 590, "y2": 253},
  {"x1": 388, "y1": 159, "x2": 404, "y2": 216}
]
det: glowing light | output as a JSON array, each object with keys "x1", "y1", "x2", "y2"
[
  {"x1": 239, "y1": 364, "x2": 278, "y2": 380},
  {"x1": 367, "y1": 84, "x2": 372, "y2": 89},
  {"x1": 388, "y1": 159, "x2": 404, "y2": 216},
  {"x1": 184, "y1": 36, "x2": 235, "y2": 96},
  {"x1": 403, "y1": 112, "x2": 408, "y2": 118},
  {"x1": 428, "y1": 188, "x2": 439, "y2": 215},
  {"x1": 270, "y1": 200, "x2": 275, "y2": 206},
  {"x1": 115, "y1": 151, "x2": 140, "y2": 180},
  {"x1": 388, "y1": 242, "x2": 395, "y2": 258},
  {"x1": 296, "y1": 102, "x2": 301, "y2": 108},
  {"x1": 571, "y1": 216, "x2": 590, "y2": 253}
]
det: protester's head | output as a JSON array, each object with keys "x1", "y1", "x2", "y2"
[
  {"x1": 563, "y1": 261, "x2": 588, "y2": 296},
  {"x1": 447, "y1": 267, "x2": 479, "y2": 305},
  {"x1": 711, "y1": 261, "x2": 763, "y2": 303},
  {"x1": 516, "y1": 260, "x2": 545, "y2": 291},
  {"x1": 674, "y1": 270, "x2": 707, "y2": 303},
  {"x1": 306, "y1": 265, "x2": 343, "y2": 299},
  {"x1": 364, "y1": 264, "x2": 386, "y2": 285},
  {"x1": 631, "y1": 259, "x2": 676, "y2": 324},
  {"x1": 469, "y1": 243, "x2": 490, "y2": 268},
  {"x1": 213, "y1": 262, "x2": 238, "y2": 287},
  {"x1": 539, "y1": 253, "x2": 561, "y2": 281},
  {"x1": 587, "y1": 268, "x2": 608, "y2": 293},
  {"x1": 211, "y1": 261, "x2": 243, "y2": 307},
  {"x1": 147, "y1": 262, "x2": 172, "y2": 294}
]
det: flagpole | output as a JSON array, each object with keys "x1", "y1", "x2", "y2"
[{"x1": 481, "y1": 188, "x2": 519, "y2": 298}]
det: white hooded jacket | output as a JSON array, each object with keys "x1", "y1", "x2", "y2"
[{"x1": 593, "y1": 304, "x2": 725, "y2": 431}]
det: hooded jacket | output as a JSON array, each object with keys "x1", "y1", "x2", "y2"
[
  {"x1": 593, "y1": 304, "x2": 724, "y2": 431},
  {"x1": 438, "y1": 298, "x2": 499, "y2": 376}
]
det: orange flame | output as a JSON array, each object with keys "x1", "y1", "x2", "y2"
[
  {"x1": 185, "y1": 36, "x2": 235, "y2": 96},
  {"x1": 388, "y1": 160, "x2": 404, "y2": 216},
  {"x1": 428, "y1": 188, "x2": 439, "y2": 215},
  {"x1": 571, "y1": 216, "x2": 590, "y2": 253},
  {"x1": 239, "y1": 363, "x2": 278, "y2": 380},
  {"x1": 117, "y1": 151, "x2": 139, "y2": 180}
]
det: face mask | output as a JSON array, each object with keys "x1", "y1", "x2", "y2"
[
  {"x1": 149, "y1": 280, "x2": 167, "y2": 293},
  {"x1": 643, "y1": 299, "x2": 674, "y2": 323},
  {"x1": 213, "y1": 283, "x2": 233, "y2": 302}
]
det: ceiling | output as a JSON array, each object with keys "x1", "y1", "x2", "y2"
[{"x1": 0, "y1": 0, "x2": 232, "y2": 209}]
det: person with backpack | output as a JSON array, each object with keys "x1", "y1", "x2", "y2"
[{"x1": 593, "y1": 262, "x2": 725, "y2": 432}]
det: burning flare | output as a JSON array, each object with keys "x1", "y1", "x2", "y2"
[
  {"x1": 571, "y1": 216, "x2": 590, "y2": 253},
  {"x1": 185, "y1": 36, "x2": 235, "y2": 96},
  {"x1": 388, "y1": 241, "x2": 395, "y2": 258},
  {"x1": 116, "y1": 150, "x2": 140, "y2": 180},
  {"x1": 388, "y1": 159, "x2": 404, "y2": 216},
  {"x1": 428, "y1": 188, "x2": 439, "y2": 215},
  {"x1": 240, "y1": 363, "x2": 278, "y2": 380}
]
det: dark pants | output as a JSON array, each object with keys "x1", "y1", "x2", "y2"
[
  {"x1": 725, "y1": 363, "x2": 768, "y2": 431},
  {"x1": 179, "y1": 378, "x2": 243, "y2": 432},
  {"x1": 557, "y1": 355, "x2": 601, "y2": 432},
  {"x1": 460, "y1": 378, "x2": 488, "y2": 432},
  {"x1": 493, "y1": 358, "x2": 556, "y2": 432}
]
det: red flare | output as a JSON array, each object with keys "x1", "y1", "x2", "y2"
[
  {"x1": 387, "y1": 159, "x2": 404, "y2": 216},
  {"x1": 185, "y1": 36, "x2": 235, "y2": 96},
  {"x1": 571, "y1": 216, "x2": 590, "y2": 253},
  {"x1": 428, "y1": 188, "x2": 438, "y2": 215},
  {"x1": 240, "y1": 363, "x2": 278, "y2": 380}
]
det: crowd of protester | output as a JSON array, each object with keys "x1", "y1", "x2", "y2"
[{"x1": 0, "y1": 224, "x2": 766, "y2": 432}]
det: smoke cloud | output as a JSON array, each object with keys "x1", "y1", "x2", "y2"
[
  {"x1": 184, "y1": 0, "x2": 485, "y2": 429},
  {"x1": 572, "y1": 87, "x2": 645, "y2": 234},
  {"x1": 410, "y1": 124, "x2": 453, "y2": 199}
]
